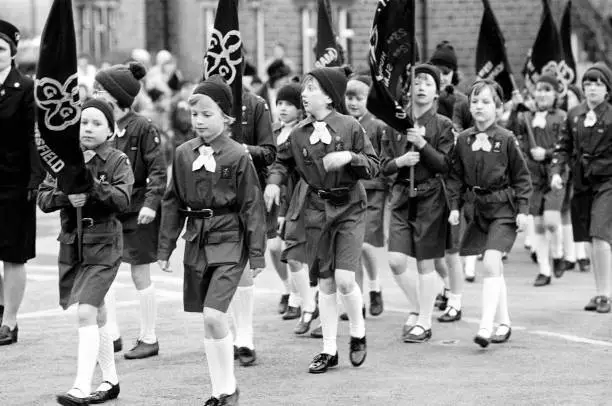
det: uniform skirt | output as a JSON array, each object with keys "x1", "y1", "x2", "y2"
[
  {"x1": 387, "y1": 180, "x2": 449, "y2": 261},
  {"x1": 119, "y1": 212, "x2": 160, "y2": 265},
  {"x1": 0, "y1": 188, "x2": 36, "y2": 263},
  {"x1": 529, "y1": 184, "x2": 565, "y2": 216},
  {"x1": 571, "y1": 180, "x2": 612, "y2": 243},
  {"x1": 364, "y1": 188, "x2": 386, "y2": 248}
]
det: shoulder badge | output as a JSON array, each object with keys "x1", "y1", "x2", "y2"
[
  {"x1": 98, "y1": 172, "x2": 108, "y2": 182},
  {"x1": 221, "y1": 166, "x2": 233, "y2": 179}
]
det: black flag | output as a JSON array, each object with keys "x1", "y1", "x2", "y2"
[
  {"x1": 559, "y1": 0, "x2": 577, "y2": 86},
  {"x1": 475, "y1": 0, "x2": 514, "y2": 101},
  {"x1": 314, "y1": 0, "x2": 344, "y2": 68},
  {"x1": 202, "y1": 0, "x2": 242, "y2": 138},
  {"x1": 35, "y1": 0, "x2": 91, "y2": 194},
  {"x1": 522, "y1": 0, "x2": 570, "y2": 95},
  {"x1": 366, "y1": 0, "x2": 418, "y2": 132}
]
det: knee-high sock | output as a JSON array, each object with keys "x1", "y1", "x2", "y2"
[
  {"x1": 138, "y1": 285, "x2": 157, "y2": 344},
  {"x1": 495, "y1": 276, "x2": 510, "y2": 326},
  {"x1": 1, "y1": 263, "x2": 26, "y2": 329},
  {"x1": 550, "y1": 227, "x2": 564, "y2": 259},
  {"x1": 339, "y1": 286, "x2": 365, "y2": 338},
  {"x1": 563, "y1": 224, "x2": 576, "y2": 262},
  {"x1": 525, "y1": 215, "x2": 535, "y2": 247},
  {"x1": 288, "y1": 278, "x2": 302, "y2": 308},
  {"x1": 97, "y1": 324, "x2": 119, "y2": 386},
  {"x1": 479, "y1": 277, "x2": 502, "y2": 333},
  {"x1": 576, "y1": 242, "x2": 588, "y2": 260},
  {"x1": 104, "y1": 283, "x2": 120, "y2": 341},
  {"x1": 204, "y1": 334, "x2": 236, "y2": 398},
  {"x1": 535, "y1": 232, "x2": 551, "y2": 276},
  {"x1": 73, "y1": 325, "x2": 100, "y2": 396},
  {"x1": 393, "y1": 271, "x2": 419, "y2": 315},
  {"x1": 464, "y1": 256, "x2": 477, "y2": 277},
  {"x1": 232, "y1": 286, "x2": 254, "y2": 349},
  {"x1": 592, "y1": 239, "x2": 612, "y2": 297},
  {"x1": 319, "y1": 291, "x2": 338, "y2": 355},
  {"x1": 416, "y1": 272, "x2": 438, "y2": 330},
  {"x1": 293, "y1": 265, "x2": 315, "y2": 312}
]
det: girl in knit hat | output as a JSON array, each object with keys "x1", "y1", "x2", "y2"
[
  {"x1": 380, "y1": 64, "x2": 456, "y2": 343},
  {"x1": 158, "y1": 75, "x2": 266, "y2": 405},
  {"x1": 38, "y1": 99, "x2": 134, "y2": 405},
  {"x1": 264, "y1": 66, "x2": 379, "y2": 374},
  {"x1": 93, "y1": 61, "x2": 167, "y2": 360},
  {"x1": 552, "y1": 62, "x2": 612, "y2": 314}
]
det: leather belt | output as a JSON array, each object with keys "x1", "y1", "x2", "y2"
[
  {"x1": 469, "y1": 186, "x2": 506, "y2": 196},
  {"x1": 179, "y1": 207, "x2": 235, "y2": 219}
]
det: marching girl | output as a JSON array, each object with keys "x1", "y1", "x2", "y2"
[
  {"x1": 264, "y1": 66, "x2": 378, "y2": 374},
  {"x1": 38, "y1": 99, "x2": 133, "y2": 405},
  {"x1": 551, "y1": 63, "x2": 612, "y2": 313},
  {"x1": 380, "y1": 64, "x2": 455, "y2": 342},
  {"x1": 448, "y1": 79, "x2": 532, "y2": 348},
  {"x1": 158, "y1": 75, "x2": 267, "y2": 404}
]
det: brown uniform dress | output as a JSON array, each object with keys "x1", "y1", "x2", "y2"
[
  {"x1": 37, "y1": 143, "x2": 134, "y2": 309},
  {"x1": 552, "y1": 101, "x2": 612, "y2": 243},
  {"x1": 268, "y1": 110, "x2": 379, "y2": 284},
  {"x1": 448, "y1": 124, "x2": 532, "y2": 255},
  {"x1": 112, "y1": 111, "x2": 167, "y2": 265},
  {"x1": 0, "y1": 67, "x2": 45, "y2": 263},
  {"x1": 158, "y1": 134, "x2": 267, "y2": 313},
  {"x1": 381, "y1": 108, "x2": 455, "y2": 260}
]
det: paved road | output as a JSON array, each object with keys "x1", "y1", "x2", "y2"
[{"x1": 1, "y1": 210, "x2": 612, "y2": 405}]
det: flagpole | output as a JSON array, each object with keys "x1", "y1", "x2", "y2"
[
  {"x1": 409, "y1": 0, "x2": 417, "y2": 198},
  {"x1": 76, "y1": 206, "x2": 82, "y2": 261}
]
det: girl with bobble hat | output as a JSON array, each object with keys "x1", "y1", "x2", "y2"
[
  {"x1": 158, "y1": 75, "x2": 266, "y2": 405},
  {"x1": 38, "y1": 99, "x2": 134, "y2": 405},
  {"x1": 93, "y1": 61, "x2": 167, "y2": 360}
]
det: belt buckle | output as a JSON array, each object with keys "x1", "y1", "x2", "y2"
[
  {"x1": 82, "y1": 217, "x2": 94, "y2": 228},
  {"x1": 201, "y1": 209, "x2": 214, "y2": 219},
  {"x1": 316, "y1": 190, "x2": 328, "y2": 199}
]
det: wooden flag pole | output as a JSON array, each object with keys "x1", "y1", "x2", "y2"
[
  {"x1": 409, "y1": 0, "x2": 417, "y2": 198},
  {"x1": 76, "y1": 206, "x2": 83, "y2": 262}
]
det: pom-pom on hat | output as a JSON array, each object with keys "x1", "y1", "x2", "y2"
[
  {"x1": 0, "y1": 20, "x2": 20, "y2": 56},
  {"x1": 276, "y1": 83, "x2": 302, "y2": 109},
  {"x1": 95, "y1": 61, "x2": 147, "y2": 108},
  {"x1": 82, "y1": 98, "x2": 115, "y2": 134},
  {"x1": 414, "y1": 63, "x2": 441, "y2": 93},
  {"x1": 429, "y1": 41, "x2": 458, "y2": 71},
  {"x1": 307, "y1": 65, "x2": 353, "y2": 114},
  {"x1": 582, "y1": 62, "x2": 612, "y2": 93},
  {"x1": 192, "y1": 75, "x2": 233, "y2": 116}
]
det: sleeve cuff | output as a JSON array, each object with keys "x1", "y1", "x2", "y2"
[
  {"x1": 157, "y1": 249, "x2": 171, "y2": 261},
  {"x1": 450, "y1": 200, "x2": 460, "y2": 211},
  {"x1": 249, "y1": 256, "x2": 266, "y2": 269}
]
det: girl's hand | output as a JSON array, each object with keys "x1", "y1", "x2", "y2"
[
  {"x1": 448, "y1": 210, "x2": 460, "y2": 226},
  {"x1": 516, "y1": 213, "x2": 528, "y2": 232}
]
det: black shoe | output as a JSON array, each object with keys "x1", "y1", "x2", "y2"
[
  {"x1": 56, "y1": 390, "x2": 90, "y2": 405},
  {"x1": 339, "y1": 312, "x2": 349, "y2": 321},
  {"x1": 233, "y1": 345, "x2": 238, "y2": 360},
  {"x1": 217, "y1": 387, "x2": 240, "y2": 406},
  {"x1": 530, "y1": 251, "x2": 538, "y2": 264},
  {"x1": 349, "y1": 336, "x2": 367, "y2": 366},
  {"x1": 435, "y1": 290, "x2": 449, "y2": 311},
  {"x1": 474, "y1": 332, "x2": 490, "y2": 348},
  {"x1": 294, "y1": 309, "x2": 318, "y2": 335},
  {"x1": 553, "y1": 258, "x2": 566, "y2": 278},
  {"x1": 533, "y1": 274, "x2": 551, "y2": 287},
  {"x1": 204, "y1": 397, "x2": 219, "y2": 406},
  {"x1": 597, "y1": 296, "x2": 611, "y2": 313},
  {"x1": 282, "y1": 306, "x2": 301, "y2": 320},
  {"x1": 0, "y1": 305, "x2": 3, "y2": 325},
  {"x1": 89, "y1": 382, "x2": 120, "y2": 404},
  {"x1": 403, "y1": 325, "x2": 432, "y2": 343},
  {"x1": 563, "y1": 260, "x2": 576, "y2": 271},
  {"x1": 465, "y1": 274, "x2": 476, "y2": 283},
  {"x1": 0, "y1": 324, "x2": 18, "y2": 345},
  {"x1": 578, "y1": 258, "x2": 591, "y2": 272},
  {"x1": 308, "y1": 352, "x2": 338, "y2": 374},
  {"x1": 310, "y1": 324, "x2": 323, "y2": 339},
  {"x1": 278, "y1": 294, "x2": 289, "y2": 314},
  {"x1": 124, "y1": 339, "x2": 159, "y2": 359},
  {"x1": 585, "y1": 296, "x2": 599, "y2": 311},
  {"x1": 113, "y1": 337, "x2": 122, "y2": 353},
  {"x1": 236, "y1": 346, "x2": 256, "y2": 366},
  {"x1": 369, "y1": 291, "x2": 384, "y2": 316},
  {"x1": 491, "y1": 325, "x2": 512, "y2": 344},
  {"x1": 437, "y1": 306, "x2": 462, "y2": 323},
  {"x1": 502, "y1": 252, "x2": 508, "y2": 261}
]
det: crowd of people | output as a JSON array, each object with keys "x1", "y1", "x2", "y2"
[{"x1": 1, "y1": 16, "x2": 611, "y2": 406}]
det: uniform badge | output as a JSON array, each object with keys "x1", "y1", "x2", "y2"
[
  {"x1": 98, "y1": 172, "x2": 108, "y2": 182},
  {"x1": 154, "y1": 136, "x2": 160, "y2": 144},
  {"x1": 492, "y1": 141, "x2": 502, "y2": 153},
  {"x1": 14, "y1": 82, "x2": 19, "y2": 88},
  {"x1": 302, "y1": 148, "x2": 308, "y2": 158},
  {"x1": 221, "y1": 166, "x2": 232, "y2": 179},
  {"x1": 335, "y1": 141, "x2": 344, "y2": 151},
  {"x1": 335, "y1": 136, "x2": 341, "y2": 142}
]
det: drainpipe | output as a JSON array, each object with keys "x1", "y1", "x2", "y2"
[{"x1": 421, "y1": 0, "x2": 428, "y2": 61}]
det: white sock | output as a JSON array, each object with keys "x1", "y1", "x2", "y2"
[
  {"x1": 464, "y1": 256, "x2": 477, "y2": 277},
  {"x1": 293, "y1": 266, "x2": 315, "y2": 312},
  {"x1": 442, "y1": 275, "x2": 450, "y2": 290},
  {"x1": 563, "y1": 224, "x2": 576, "y2": 262},
  {"x1": 97, "y1": 324, "x2": 119, "y2": 386},
  {"x1": 232, "y1": 286, "x2": 254, "y2": 349},
  {"x1": 551, "y1": 227, "x2": 564, "y2": 259},
  {"x1": 535, "y1": 232, "x2": 551, "y2": 276},
  {"x1": 393, "y1": 271, "x2": 419, "y2": 314},
  {"x1": 138, "y1": 285, "x2": 157, "y2": 344},
  {"x1": 339, "y1": 286, "x2": 366, "y2": 338},
  {"x1": 104, "y1": 284, "x2": 121, "y2": 341},
  {"x1": 319, "y1": 291, "x2": 338, "y2": 355},
  {"x1": 204, "y1": 334, "x2": 236, "y2": 398},
  {"x1": 576, "y1": 242, "x2": 587, "y2": 260},
  {"x1": 416, "y1": 272, "x2": 438, "y2": 330},
  {"x1": 368, "y1": 277, "x2": 381, "y2": 292},
  {"x1": 288, "y1": 292, "x2": 302, "y2": 308},
  {"x1": 480, "y1": 277, "x2": 502, "y2": 333},
  {"x1": 281, "y1": 277, "x2": 291, "y2": 295},
  {"x1": 525, "y1": 215, "x2": 535, "y2": 247},
  {"x1": 73, "y1": 325, "x2": 99, "y2": 396},
  {"x1": 447, "y1": 293, "x2": 462, "y2": 311},
  {"x1": 495, "y1": 276, "x2": 511, "y2": 326}
]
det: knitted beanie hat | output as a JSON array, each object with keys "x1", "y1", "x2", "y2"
[
  {"x1": 414, "y1": 63, "x2": 441, "y2": 93},
  {"x1": 192, "y1": 74, "x2": 233, "y2": 116},
  {"x1": 95, "y1": 61, "x2": 147, "y2": 108},
  {"x1": 582, "y1": 62, "x2": 612, "y2": 93},
  {"x1": 429, "y1": 41, "x2": 458, "y2": 71},
  {"x1": 276, "y1": 83, "x2": 302, "y2": 108},
  {"x1": 82, "y1": 98, "x2": 115, "y2": 134},
  {"x1": 307, "y1": 66, "x2": 352, "y2": 114},
  {"x1": 536, "y1": 74, "x2": 560, "y2": 92}
]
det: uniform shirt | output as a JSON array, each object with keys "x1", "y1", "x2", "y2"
[
  {"x1": 437, "y1": 87, "x2": 472, "y2": 132},
  {"x1": 267, "y1": 110, "x2": 379, "y2": 192},
  {"x1": 552, "y1": 101, "x2": 612, "y2": 186},
  {"x1": 273, "y1": 120, "x2": 300, "y2": 217},
  {"x1": 158, "y1": 134, "x2": 267, "y2": 269},
  {"x1": 380, "y1": 107, "x2": 454, "y2": 185},
  {"x1": 448, "y1": 124, "x2": 532, "y2": 214},
  {"x1": 37, "y1": 142, "x2": 134, "y2": 233},
  {"x1": 359, "y1": 112, "x2": 388, "y2": 191},
  {"x1": 0, "y1": 66, "x2": 10, "y2": 85},
  {"x1": 112, "y1": 110, "x2": 167, "y2": 213}
]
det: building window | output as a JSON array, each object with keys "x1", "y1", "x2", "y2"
[
  {"x1": 337, "y1": 7, "x2": 354, "y2": 67},
  {"x1": 301, "y1": 6, "x2": 316, "y2": 73},
  {"x1": 199, "y1": 1, "x2": 216, "y2": 54},
  {"x1": 75, "y1": 0, "x2": 118, "y2": 63}
]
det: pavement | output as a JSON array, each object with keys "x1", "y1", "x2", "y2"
[{"x1": 1, "y1": 210, "x2": 612, "y2": 405}]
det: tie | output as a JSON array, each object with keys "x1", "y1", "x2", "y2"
[
  {"x1": 584, "y1": 110, "x2": 597, "y2": 128},
  {"x1": 532, "y1": 111, "x2": 547, "y2": 129},
  {"x1": 83, "y1": 150, "x2": 96, "y2": 163},
  {"x1": 192, "y1": 145, "x2": 216, "y2": 172},
  {"x1": 310, "y1": 122, "x2": 332, "y2": 145},
  {"x1": 277, "y1": 124, "x2": 293, "y2": 146},
  {"x1": 472, "y1": 133, "x2": 492, "y2": 152}
]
